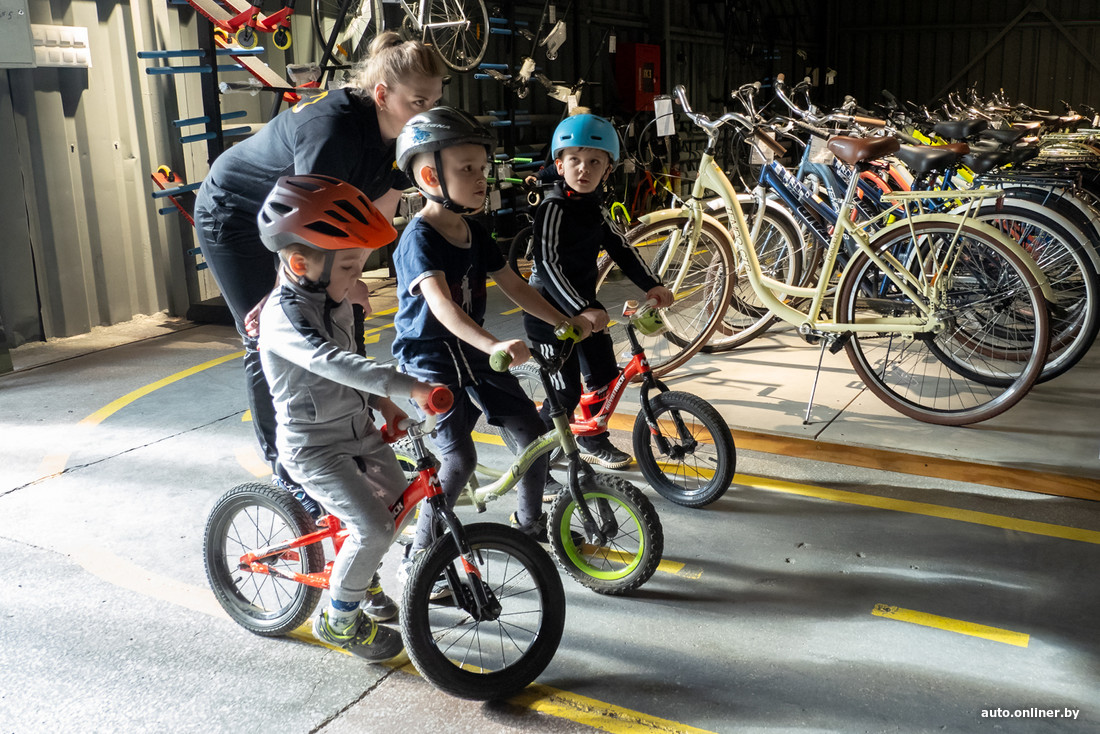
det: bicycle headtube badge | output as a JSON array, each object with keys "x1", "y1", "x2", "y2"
[
  {"x1": 551, "y1": 114, "x2": 620, "y2": 163},
  {"x1": 258, "y1": 174, "x2": 397, "y2": 253}
]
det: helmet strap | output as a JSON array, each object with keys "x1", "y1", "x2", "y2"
[
  {"x1": 281, "y1": 251, "x2": 332, "y2": 293},
  {"x1": 421, "y1": 150, "x2": 482, "y2": 215}
]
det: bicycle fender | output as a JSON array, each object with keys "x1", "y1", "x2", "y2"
[{"x1": 635, "y1": 207, "x2": 738, "y2": 249}]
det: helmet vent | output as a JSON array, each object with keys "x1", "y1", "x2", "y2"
[{"x1": 305, "y1": 220, "x2": 348, "y2": 238}]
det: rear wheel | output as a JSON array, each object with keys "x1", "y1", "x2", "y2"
[
  {"x1": 401, "y1": 523, "x2": 565, "y2": 700},
  {"x1": 548, "y1": 474, "x2": 663, "y2": 594},
  {"x1": 203, "y1": 482, "x2": 324, "y2": 636},
  {"x1": 837, "y1": 221, "x2": 1050, "y2": 425}
]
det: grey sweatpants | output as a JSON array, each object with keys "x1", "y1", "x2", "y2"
[{"x1": 281, "y1": 432, "x2": 406, "y2": 604}]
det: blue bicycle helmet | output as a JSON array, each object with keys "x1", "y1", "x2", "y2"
[{"x1": 551, "y1": 114, "x2": 620, "y2": 163}]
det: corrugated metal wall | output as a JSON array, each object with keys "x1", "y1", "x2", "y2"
[
  {"x1": 833, "y1": 1, "x2": 1100, "y2": 114},
  {"x1": 3, "y1": 0, "x2": 1098, "y2": 346}
]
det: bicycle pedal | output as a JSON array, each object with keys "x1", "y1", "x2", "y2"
[{"x1": 828, "y1": 332, "x2": 852, "y2": 354}]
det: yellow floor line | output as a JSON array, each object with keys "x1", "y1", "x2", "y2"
[
  {"x1": 71, "y1": 542, "x2": 711, "y2": 733},
  {"x1": 739, "y1": 474, "x2": 1100, "y2": 545},
  {"x1": 234, "y1": 446, "x2": 272, "y2": 478},
  {"x1": 871, "y1": 604, "x2": 1030, "y2": 647}
]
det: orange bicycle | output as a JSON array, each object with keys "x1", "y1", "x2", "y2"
[{"x1": 202, "y1": 386, "x2": 566, "y2": 700}]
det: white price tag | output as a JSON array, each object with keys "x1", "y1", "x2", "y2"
[{"x1": 654, "y1": 95, "x2": 674, "y2": 137}]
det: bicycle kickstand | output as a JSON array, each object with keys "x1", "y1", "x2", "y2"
[{"x1": 802, "y1": 332, "x2": 851, "y2": 425}]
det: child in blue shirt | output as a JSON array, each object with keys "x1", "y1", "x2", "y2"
[{"x1": 390, "y1": 107, "x2": 589, "y2": 569}]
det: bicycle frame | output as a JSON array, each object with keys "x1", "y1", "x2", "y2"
[{"x1": 235, "y1": 412, "x2": 501, "y2": 617}]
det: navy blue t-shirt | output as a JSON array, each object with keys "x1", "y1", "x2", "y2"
[
  {"x1": 392, "y1": 216, "x2": 505, "y2": 380},
  {"x1": 197, "y1": 88, "x2": 409, "y2": 227}
]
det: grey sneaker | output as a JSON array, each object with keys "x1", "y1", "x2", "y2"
[
  {"x1": 362, "y1": 573, "x2": 398, "y2": 622},
  {"x1": 510, "y1": 511, "x2": 549, "y2": 543},
  {"x1": 312, "y1": 609, "x2": 403, "y2": 662},
  {"x1": 578, "y1": 434, "x2": 632, "y2": 469},
  {"x1": 398, "y1": 552, "x2": 452, "y2": 602},
  {"x1": 542, "y1": 474, "x2": 566, "y2": 503}
]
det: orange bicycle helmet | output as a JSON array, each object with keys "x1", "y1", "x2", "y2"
[{"x1": 258, "y1": 174, "x2": 397, "y2": 253}]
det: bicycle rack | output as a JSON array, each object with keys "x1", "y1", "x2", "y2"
[{"x1": 138, "y1": 0, "x2": 301, "y2": 320}]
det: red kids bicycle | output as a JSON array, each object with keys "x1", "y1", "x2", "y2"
[
  {"x1": 505, "y1": 301, "x2": 737, "y2": 508},
  {"x1": 203, "y1": 387, "x2": 566, "y2": 701}
]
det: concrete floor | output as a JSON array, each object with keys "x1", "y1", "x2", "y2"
[{"x1": 1, "y1": 277, "x2": 1098, "y2": 733}]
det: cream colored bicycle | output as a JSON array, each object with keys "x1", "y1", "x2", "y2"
[{"x1": 633, "y1": 84, "x2": 1053, "y2": 426}]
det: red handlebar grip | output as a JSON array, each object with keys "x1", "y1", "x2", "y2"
[
  {"x1": 427, "y1": 386, "x2": 454, "y2": 415},
  {"x1": 381, "y1": 423, "x2": 407, "y2": 443}
]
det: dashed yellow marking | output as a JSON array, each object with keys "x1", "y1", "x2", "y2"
[
  {"x1": 739, "y1": 474, "x2": 1100, "y2": 545},
  {"x1": 872, "y1": 604, "x2": 1030, "y2": 647}
]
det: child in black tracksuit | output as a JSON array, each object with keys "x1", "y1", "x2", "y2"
[{"x1": 525, "y1": 112, "x2": 673, "y2": 471}]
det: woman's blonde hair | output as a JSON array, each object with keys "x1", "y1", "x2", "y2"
[{"x1": 350, "y1": 31, "x2": 446, "y2": 95}]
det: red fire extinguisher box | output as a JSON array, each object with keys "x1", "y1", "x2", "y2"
[{"x1": 615, "y1": 42, "x2": 661, "y2": 112}]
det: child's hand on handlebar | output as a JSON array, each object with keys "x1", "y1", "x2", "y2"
[
  {"x1": 568, "y1": 315, "x2": 593, "y2": 340},
  {"x1": 646, "y1": 285, "x2": 675, "y2": 309},
  {"x1": 492, "y1": 339, "x2": 532, "y2": 367},
  {"x1": 410, "y1": 381, "x2": 447, "y2": 416},
  {"x1": 579, "y1": 307, "x2": 611, "y2": 333}
]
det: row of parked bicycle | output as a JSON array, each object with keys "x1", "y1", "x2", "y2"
[{"x1": 586, "y1": 77, "x2": 1099, "y2": 427}]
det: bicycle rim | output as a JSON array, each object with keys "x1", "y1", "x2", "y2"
[
  {"x1": 426, "y1": 0, "x2": 488, "y2": 71},
  {"x1": 838, "y1": 221, "x2": 1049, "y2": 425},
  {"x1": 548, "y1": 474, "x2": 663, "y2": 594},
  {"x1": 977, "y1": 205, "x2": 1100, "y2": 382},
  {"x1": 203, "y1": 482, "x2": 324, "y2": 636},
  {"x1": 599, "y1": 216, "x2": 732, "y2": 377},
  {"x1": 401, "y1": 523, "x2": 565, "y2": 700}
]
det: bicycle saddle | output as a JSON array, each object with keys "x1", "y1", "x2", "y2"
[
  {"x1": 960, "y1": 149, "x2": 1014, "y2": 174},
  {"x1": 980, "y1": 128, "x2": 1028, "y2": 145},
  {"x1": 896, "y1": 144, "x2": 962, "y2": 176},
  {"x1": 827, "y1": 135, "x2": 900, "y2": 166},
  {"x1": 932, "y1": 119, "x2": 989, "y2": 140}
]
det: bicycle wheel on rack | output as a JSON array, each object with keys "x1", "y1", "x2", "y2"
[
  {"x1": 313, "y1": 0, "x2": 378, "y2": 65},
  {"x1": 704, "y1": 200, "x2": 805, "y2": 352},
  {"x1": 836, "y1": 220, "x2": 1050, "y2": 426},
  {"x1": 425, "y1": 0, "x2": 489, "y2": 72},
  {"x1": 596, "y1": 215, "x2": 733, "y2": 377},
  {"x1": 548, "y1": 474, "x2": 663, "y2": 595},
  {"x1": 632, "y1": 390, "x2": 736, "y2": 508},
  {"x1": 401, "y1": 523, "x2": 565, "y2": 701},
  {"x1": 203, "y1": 482, "x2": 325, "y2": 636},
  {"x1": 506, "y1": 225, "x2": 535, "y2": 281},
  {"x1": 976, "y1": 203, "x2": 1100, "y2": 382}
]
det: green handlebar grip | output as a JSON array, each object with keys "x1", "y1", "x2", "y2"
[
  {"x1": 490, "y1": 350, "x2": 513, "y2": 372},
  {"x1": 554, "y1": 323, "x2": 582, "y2": 342}
]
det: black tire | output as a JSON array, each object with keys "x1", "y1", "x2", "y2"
[
  {"x1": 632, "y1": 391, "x2": 736, "y2": 508},
  {"x1": 203, "y1": 482, "x2": 324, "y2": 636},
  {"x1": 506, "y1": 225, "x2": 535, "y2": 281},
  {"x1": 312, "y1": 0, "x2": 375, "y2": 65},
  {"x1": 597, "y1": 216, "x2": 733, "y2": 378},
  {"x1": 976, "y1": 203, "x2": 1100, "y2": 382},
  {"x1": 837, "y1": 221, "x2": 1050, "y2": 425},
  {"x1": 401, "y1": 523, "x2": 565, "y2": 700},
  {"x1": 547, "y1": 474, "x2": 663, "y2": 594}
]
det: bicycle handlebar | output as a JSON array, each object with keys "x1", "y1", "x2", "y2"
[
  {"x1": 489, "y1": 322, "x2": 583, "y2": 373},
  {"x1": 382, "y1": 385, "x2": 453, "y2": 443}
]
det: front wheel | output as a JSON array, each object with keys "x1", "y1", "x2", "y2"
[
  {"x1": 203, "y1": 482, "x2": 324, "y2": 636},
  {"x1": 633, "y1": 391, "x2": 736, "y2": 508},
  {"x1": 837, "y1": 221, "x2": 1050, "y2": 425},
  {"x1": 548, "y1": 474, "x2": 663, "y2": 595},
  {"x1": 401, "y1": 523, "x2": 565, "y2": 701}
]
